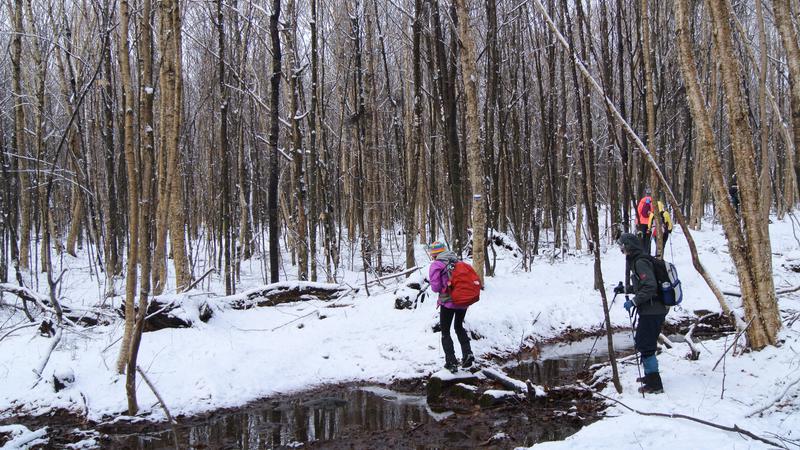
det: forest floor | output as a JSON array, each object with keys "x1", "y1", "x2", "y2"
[{"x1": 1, "y1": 216, "x2": 800, "y2": 449}]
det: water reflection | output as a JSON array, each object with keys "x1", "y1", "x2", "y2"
[
  {"x1": 108, "y1": 335, "x2": 634, "y2": 449},
  {"x1": 111, "y1": 387, "x2": 443, "y2": 449},
  {"x1": 504, "y1": 332, "x2": 635, "y2": 386}
]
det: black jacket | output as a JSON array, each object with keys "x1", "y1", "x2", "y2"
[{"x1": 619, "y1": 233, "x2": 668, "y2": 316}]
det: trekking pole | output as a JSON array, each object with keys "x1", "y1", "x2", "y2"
[
  {"x1": 413, "y1": 281, "x2": 431, "y2": 309},
  {"x1": 582, "y1": 282, "x2": 625, "y2": 369},
  {"x1": 627, "y1": 301, "x2": 645, "y2": 398}
]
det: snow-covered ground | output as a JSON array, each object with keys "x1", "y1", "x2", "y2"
[{"x1": 1, "y1": 216, "x2": 799, "y2": 449}]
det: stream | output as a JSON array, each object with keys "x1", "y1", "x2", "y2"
[{"x1": 95, "y1": 333, "x2": 637, "y2": 449}]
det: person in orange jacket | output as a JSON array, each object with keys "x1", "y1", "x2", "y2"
[{"x1": 636, "y1": 189, "x2": 653, "y2": 254}]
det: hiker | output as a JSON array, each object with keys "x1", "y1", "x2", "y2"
[
  {"x1": 636, "y1": 190, "x2": 653, "y2": 254},
  {"x1": 428, "y1": 241, "x2": 475, "y2": 372},
  {"x1": 648, "y1": 201, "x2": 673, "y2": 259},
  {"x1": 616, "y1": 232, "x2": 667, "y2": 394},
  {"x1": 729, "y1": 179, "x2": 740, "y2": 216}
]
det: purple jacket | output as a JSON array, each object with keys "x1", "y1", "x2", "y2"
[{"x1": 429, "y1": 250, "x2": 467, "y2": 310}]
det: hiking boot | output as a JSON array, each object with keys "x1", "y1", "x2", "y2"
[
  {"x1": 637, "y1": 373, "x2": 664, "y2": 394},
  {"x1": 444, "y1": 362, "x2": 459, "y2": 373},
  {"x1": 461, "y1": 354, "x2": 475, "y2": 369}
]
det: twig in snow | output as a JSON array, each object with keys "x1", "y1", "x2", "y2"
[
  {"x1": 271, "y1": 310, "x2": 319, "y2": 331},
  {"x1": 721, "y1": 335, "x2": 728, "y2": 400},
  {"x1": 684, "y1": 313, "x2": 717, "y2": 361},
  {"x1": 747, "y1": 373, "x2": 800, "y2": 417},
  {"x1": 590, "y1": 389, "x2": 786, "y2": 448},
  {"x1": 137, "y1": 366, "x2": 180, "y2": 450},
  {"x1": 31, "y1": 327, "x2": 62, "y2": 388},
  {"x1": 713, "y1": 318, "x2": 753, "y2": 371},
  {"x1": 777, "y1": 285, "x2": 800, "y2": 296},
  {"x1": 0, "y1": 322, "x2": 39, "y2": 343}
]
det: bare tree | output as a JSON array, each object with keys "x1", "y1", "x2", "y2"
[
  {"x1": 454, "y1": 0, "x2": 486, "y2": 282},
  {"x1": 115, "y1": 0, "x2": 140, "y2": 374},
  {"x1": 268, "y1": 0, "x2": 282, "y2": 283}
]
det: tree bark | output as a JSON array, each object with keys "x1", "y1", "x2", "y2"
[
  {"x1": 115, "y1": 0, "x2": 140, "y2": 374},
  {"x1": 706, "y1": 0, "x2": 780, "y2": 348},
  {"x1": 773, "y1": 0, "x2": 800, "y2": 202},
  {"x1": 268, "y1": 0, "x2": 282, "y2": 283},
  {"x1": 11, "y1": 0, "x2": 30, "y2": 272},
  {"x1": 217, "y1": 0, "x2": 234, "y2": 294},
  {"x1": 285, "y1": 0, "x2": 308, "y2": 280},
  {"x1": 127, "y1": 0, "x2": 156, "y2": 414},
  {"x1": 430, "y1": 0, "x2": 466, "y2": 257},
  {"x1": 454, "y1": 0, "x2": 487, "y2": 283}
]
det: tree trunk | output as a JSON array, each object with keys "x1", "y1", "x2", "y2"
[
  {"x1": 405, "y1": 0, "x2": 423, "y2": 270},
  {"x1": 309, "y1": 0, "x2": 321, "y2": 281},
  {"x1": 454, "y1": 0, "x2": 486, "y2": 283},
  {"x1": 217, "y1": 0, "x2": 234, "y2": 294},
  {"x1": 115, "y1": 0, "x2": 140, "y2": 375},
  {"x1": 167, "y1": 0, "x2": 190, "y2": 292},
  {"x1": 11, "y1": 0, "x2": 30, "y2": 272},
  {"x1": 755, "y1": 0, "x2": 772, "y2": 217},
  {"x1": 773, "y1": 0, "x2": 800, "y2": 202},
  {"x1": 268, "y1": 0, "x2": 282, "y2": 283},
  {"x1": 101, "y1": 9, "x2": 121, "y2": 278},
  {"x1": 431, "y1": 0, "x2": 466, "y2": 257},
  {"x1": 706, "y1": 0, "x2": 780, "y2": 349},
  {"x1": 640, "y1": 0, "x2": 663, "y2": 256},
  {"x1": 285, "y1": 0, "x2": 308, "y2": 281},
  {"x1": 127, "y1": 0, "x2": 156, "y2": 414}
]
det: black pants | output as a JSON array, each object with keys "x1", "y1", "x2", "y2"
[
  {"x1": 638, "y1": 224, "x2": 651, "y2": 254},
  {"x1": 634, "y1": 313, "x2": 666, "y2": 358},
  {"x1": 440, "y1": 306, "x2": 472, "y2": 365}
]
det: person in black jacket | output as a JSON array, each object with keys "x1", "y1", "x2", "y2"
[{"x1": 615, "y1": 232, "x2": 668, "y2": 394}]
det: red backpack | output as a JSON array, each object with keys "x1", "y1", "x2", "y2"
[{"x1": 447, "y1": 261, "x2": 481, "y2": 306}]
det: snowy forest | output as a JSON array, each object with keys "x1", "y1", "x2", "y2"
[{"x1": 1, "y1": 0, "x2": 799, "y2": 447}]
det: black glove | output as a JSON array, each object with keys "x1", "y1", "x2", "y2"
[{"x1": 613, "y1": 282, "x2": 625, "y2": 295}]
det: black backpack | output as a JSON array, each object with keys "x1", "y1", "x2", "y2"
[{"x1": 637, "y1": 254, "x2": 683, "y2": 306}]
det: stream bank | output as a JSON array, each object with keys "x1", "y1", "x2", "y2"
[{"x1": 1, "y1": 314, "x2": 730, "y2": 449}]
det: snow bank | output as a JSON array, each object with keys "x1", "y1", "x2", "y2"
[{"x1": 0, "y1": 217, "x2": 798, "y2": 450}]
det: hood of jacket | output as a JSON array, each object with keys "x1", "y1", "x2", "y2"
[
  {"x1": 435, "y1": 250, "x2": 458, "y2": 264},
  {"x1": 618, "y1": 232, "x2": 644, "y2": 259}
]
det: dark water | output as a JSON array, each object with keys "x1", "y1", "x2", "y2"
[
  {"x1": 104, "y1": 335, "x2": 636, "y2": 449},
  {"x1": 107, "y1": 387, "x2": 449, "y2": 449},
  {"x1": 505, "y1": 332, "x2": 635, "y2": 385}
]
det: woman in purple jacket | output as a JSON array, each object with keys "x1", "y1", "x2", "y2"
[{"x1": 428, "y1": 241, "x2": 474, "y2": 372}]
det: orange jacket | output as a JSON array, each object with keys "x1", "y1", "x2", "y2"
[{"x1": 637, "y1": 196, "x2": 652, "y2": 225}]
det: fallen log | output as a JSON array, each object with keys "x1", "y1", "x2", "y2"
[
  {"x1": 483, "y1": 367, "x2": 546, "y2": 398},
  {"x1": 0, "y1": 283, "x2": 111, "y2": 327},
  {"x1": 427, "y1": 369, "x2": 481, "y2": 401},
  {"x1": 117, "y1": 296, "x2": 214, "y2": 332},
  {"x1": 220, "y1": 282, "x2": 351, "y2": 310},
  {"x1": 119, "y1": 281, "x2": 351, "y2": 331}
]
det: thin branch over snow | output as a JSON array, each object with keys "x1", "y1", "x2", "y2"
[
  {"x1": 590, "y1": 389, "x2": 787, "y2": 448},
  {"x1": 747, "y1": 373, "x2": 800, "y2": 418}
]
